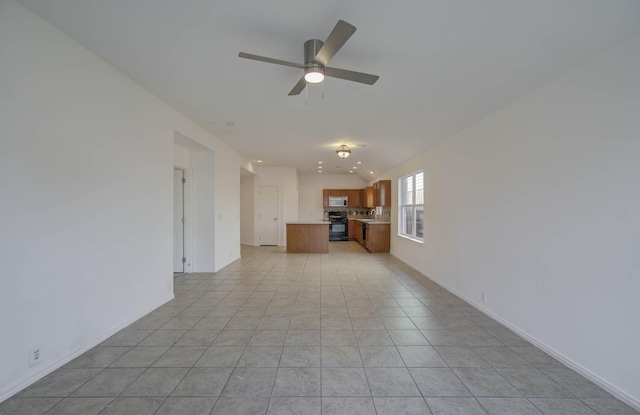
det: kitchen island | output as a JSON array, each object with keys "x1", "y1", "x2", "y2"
[{"x1": 286, "y1": 221, "x2": 330, "y2": 253}]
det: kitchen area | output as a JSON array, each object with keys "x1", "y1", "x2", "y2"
[{"x1": 286, "y1": 180, "x2": 391, "y2": 253}]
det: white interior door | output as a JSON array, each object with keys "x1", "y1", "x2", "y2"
[
  {"x1": 258, "y1": 186, "x2": 278, "y2": 246},
  {"x1": 173, "y1": 168, "x2": 185, "y2": 272}
]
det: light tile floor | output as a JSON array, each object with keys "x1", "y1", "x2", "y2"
[{"x1": 2, "y1": 242, "x2": 638, "y2": 415}]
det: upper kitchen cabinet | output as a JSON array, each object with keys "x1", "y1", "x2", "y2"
[
  {"x1": 323, "y1": 189, "x2": 361, "y2": 208},
  {"x1": 323, "y1": 189, "x2": 342, "y2": 207},
  {"x1": 322, "y1": 189, "x2": 332, "y2": 207},
  {"x1": 360, "y1": 186, "x2": 374, "y2": 208},
  {"x1": 373, "y1": 180, "x2": 391, "y2": 207},
  {"x1": 346, "y1": 189, "x2": 360, "y2": 208}
]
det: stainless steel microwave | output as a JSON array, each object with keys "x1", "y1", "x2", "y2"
[{"x1": 328, "y1": 196, "x2": 348, "y2": 207}]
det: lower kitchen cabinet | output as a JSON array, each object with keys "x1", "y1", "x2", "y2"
[
  {"x1": 351, "y1": 219, "x2": 389, "y2": 252},
  {"x1": 364, "y1": 223, "x2": 390, "y2": 253},
  {"x1": 348, "y1": 219, "x2": 358, "y2": 240}
]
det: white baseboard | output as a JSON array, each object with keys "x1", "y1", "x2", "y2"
[
  {"x1": 422, "y1": 272, "x2": 640, "y2": 411},
  {"x1": 0, "y1": 293, "x2": 175, "y2": 404}
]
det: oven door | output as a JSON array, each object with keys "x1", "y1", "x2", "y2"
[{"x1": 329, "y1": 221, "x2": 348, "y2": 240}]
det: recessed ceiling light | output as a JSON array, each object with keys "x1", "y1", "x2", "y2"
[
  {"x1": 352, "y1": 167, "x2": 357, "y2": 169},
  {"x1": 357, "y1": 161, "x2": 362, "y2": 164},
  {"x1": 369, "y1": 171, "x2": 374, "y2": 174},
  {"x1": 257, "y1": 160, "x2": 262, "y2": 163},
  {"x1": 318, "y1": 166, "x2": 322, "y2": 169},
  {"x1": 318, "y1": 161, "x2": 323, "y2": 164},
  {"x1": 349, "y1": 170, "x2": 353, "y2": 173},
  {"x1": 318, "y1": 170, "x2": 322, "y2": 173}
]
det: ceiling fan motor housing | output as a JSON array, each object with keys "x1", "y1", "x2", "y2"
[{"x1": 304, "y1": 39, "x2": 324, "y2": 69}]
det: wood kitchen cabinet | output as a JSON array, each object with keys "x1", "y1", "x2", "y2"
[
  {"x1": 373, "y1": 180, "x2": 391, "y2": 207},
  {"x1": 322, "y1": 189, "x2": 340, "y2": 208},
  {"x1": 346, "y1": 189, "x2": 360, "y2": 207},
  {"x1": 322, "y1": 189, "x2": 329, "y2": 207},
  {"x1": 354, "y1": 221, "x2": 364, "y2": 244},
  {"x1": 360, "y1": 186, "x2": 374, "y2": 208},
  {"x1": 286, "y1": 223, "x2": 330, "y2": 253},
  {"x1": 364, "y1": 222, "x2": 390, "y2": 253},
  {"x1": 323, "y1": 188, "x2": 361, "y2": 208},
  {"x1": 323, "y1": 185, "x2": 385, "y2": 208},
  {"x1": 348, "y1": 219, "x2": 358, "y2": 240}
]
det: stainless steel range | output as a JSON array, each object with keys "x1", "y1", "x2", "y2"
[{"x1": 328, "y1": 211, "x2": 349, "y2": 241}]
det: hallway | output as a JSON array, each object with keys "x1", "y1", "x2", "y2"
[{"x1": 2, "y1": 242, "x2": 636, "y2": 414}]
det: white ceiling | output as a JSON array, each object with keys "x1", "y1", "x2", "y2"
[{"x1": 19, "y1": 0, "x2": 640, "y2": 180}]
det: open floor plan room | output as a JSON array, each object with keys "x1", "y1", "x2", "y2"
[{"x1": 1, "y1": 243, "x2": 637, "y2": 415}]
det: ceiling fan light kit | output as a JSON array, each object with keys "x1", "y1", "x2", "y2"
[
  {"x1": 238, "y1": 20, "x2": 379, "y2": 95},
  {"x1": 304, "y1": 66, "x2": 324, "y2": 83},
  {"x1": 336, "y1": 144, "x2": 351, "y2": 159}
]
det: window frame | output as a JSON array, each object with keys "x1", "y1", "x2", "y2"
[{"x1": 398, "y1": 170, "x2": 424, "y2": 242}]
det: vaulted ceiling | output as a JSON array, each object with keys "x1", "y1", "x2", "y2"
[{"x1": 19, "y1": 0, "x2": 640, "y2": 180}]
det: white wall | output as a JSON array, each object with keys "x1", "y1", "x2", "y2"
[
  {"x1": 0, "y1": 1, "x2": 250, "y2": 401},
  {"x1": 173, "y1": 143, "x2": 192, "y2": 170},
  {"x1": 383, "y1": 34, "x2": 640, "y2": 407},
  {"x1": 253, "y1": 167, "x2": 299, "y2": 246},
  {"x1": 213, "y1": 151, "x2": 243, "y2": 268},
  {"x1": 191, "y1": 151, "x2": 216, "y2": 271},
  {"x1": 298, "y1": 174, "x2": 369, "y2": 220},
  {"x1": 240, "y1": 175, "x2": 255, "y2": 245}
]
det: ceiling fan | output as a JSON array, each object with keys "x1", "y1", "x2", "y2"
[{"x1": 238, "y1": 20, "x2": 379, "y2": 96}]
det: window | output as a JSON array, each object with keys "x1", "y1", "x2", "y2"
[{"x1": 399, "y1": 171, "x2": 424, "y2": 240}]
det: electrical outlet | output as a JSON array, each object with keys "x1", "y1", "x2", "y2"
[
  {"x1": 29, "y1": 347, "x2": 41, "y2": 366},
  {"x1": 481, "y1": 292, "x2": 487, "y2": 303}
]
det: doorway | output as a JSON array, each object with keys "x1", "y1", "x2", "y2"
[{"x1": 258, "y1": 186, "x2": 279, "y2": 246}]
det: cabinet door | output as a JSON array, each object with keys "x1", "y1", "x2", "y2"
[
  {"x1": 361, "y1": 186, "x2": 373, "y2": 208},
  {"x1": 372, "y1": 180, "x2": 391, "y2": 207},
  {"x1": 356, "y1": 222, "x2": 364, "y2": 244},
  {"x1": 323, "y1": 189, "x2": 330, "y2": 208},
  {"x1": 379, "y1": 180, "x2": 391, "y2": 207},
  {"x1": 348, "y1": 220, "x2": 356, "y2": 239},
  {"x1": 347, "y1": 189, "x2": 360, "y2": 207},
  {"x1": 367, "y1": 223, "x2": 390, "y2": 252},
  {"x1": 373, "y1": 182, "x2": 381, "y2": 206}
]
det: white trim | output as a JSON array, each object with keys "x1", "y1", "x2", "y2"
[
  {"x1": 415, "y1": 270, "x2": 640, "y2": 411},
  {"x1": 396, "y1": 234, "x2": 424, "y2": 244},
  {"x1": 183, "y1": 168, "x2": 193, "y2": 273},
  {"x1": 398, "y1": 170, "x2": 424, "y2": 240},
  {"x1": 0, "y1": 294, "x2": 174, "y2": 404}
]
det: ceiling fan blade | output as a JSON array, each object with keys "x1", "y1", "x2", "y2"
[
  {"x1": 314, "y1": 20, "x2": 356, "y2": 66},
  {"x1": 288, "y1": 76, "x2": 307, "y2": 96},
  {"x1": 238, "y1": 52, "x2": 304, "y2": 69},
  {"x1": 324, "y1": 66, "x2": 379, "y2": 85}
]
